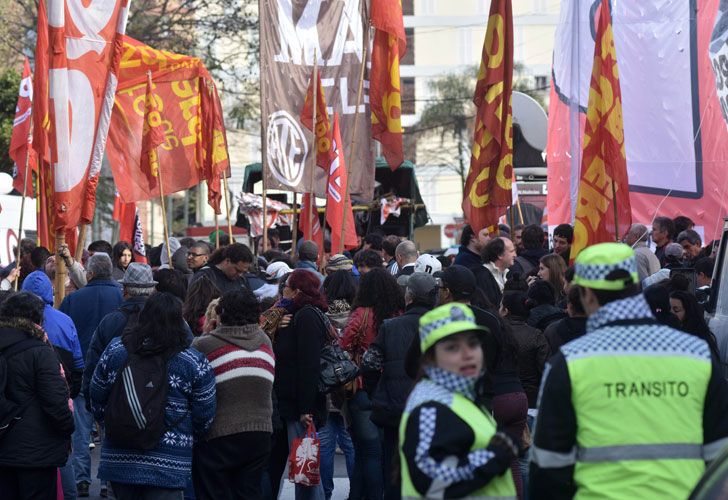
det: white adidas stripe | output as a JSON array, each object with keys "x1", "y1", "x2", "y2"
[
  {"x1": 210, "y1": 349, "x2": 275, "y2": 369},
  {"x1": 122, "y1": 366, "x2": 146, "y2": 429},
  {"x1": 215, "y1": 366, "x2": 274, "y2": 384}
]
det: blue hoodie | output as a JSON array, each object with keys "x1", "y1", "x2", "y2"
[{"x1": 22, "y1": 271, "x2": 84, "y2": 370}]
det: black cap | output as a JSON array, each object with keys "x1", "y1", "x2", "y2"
[{"x1": 435, "y1": 265, "x2": 476, "y2": 297}]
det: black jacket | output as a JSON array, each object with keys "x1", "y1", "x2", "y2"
[
  {"x1": 471, "y1": 265, "x2": 503, "y2": 309},
  {"x1": 506, "y1": 317, "x2": 550, "y2": 408},
  {"x1": 365, "y1": 305, "x2": 430, "y2": 427},
  {"x1": 0, "y1": 320, "x2": 74, "y2": 467},
  {"x1": 543, "y1": 317, "x2": 588, "y2": 353},
  {"x1": 273, "y1": 305, "x2": 328, "y2": 425},
  {"x1": 527, "y1": 304, "x2": 567, "y2": 332},
  {"x1": 453, "y1": 246, "x2": 482, "y2": 269},
  {"x1": 511, "y1": 248, "x2": 548, "y2": 278}
]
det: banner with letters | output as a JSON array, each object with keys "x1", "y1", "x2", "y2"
[
  {"x1": 260, "y1": 0, "x2": 374, "y2": 200},
  {"x1": 547, "y1": 0, "x2": 728, "y2": 242},
  {"x1": 105, "y1": 36, "x2": 229, "y2": 212}
]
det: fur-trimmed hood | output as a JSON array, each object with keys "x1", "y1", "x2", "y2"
[{"x1": 0, "y1": 317, "x2": 47, "y2": 342}]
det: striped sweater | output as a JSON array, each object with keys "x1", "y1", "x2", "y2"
[{"x1": 192, "y1": 324, "x2": 275, "y2": 439}]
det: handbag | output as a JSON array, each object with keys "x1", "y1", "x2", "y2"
[
  {"x1": 305, "y1": 306, "x2": 360, "y2": 393},
  {"x1": 288, "y1": 422, "x2": 321, "y2": 486}
]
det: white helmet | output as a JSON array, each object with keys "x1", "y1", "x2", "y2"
[{"x1": 415, "y1": 254, "x2": 442, "y2": 275}]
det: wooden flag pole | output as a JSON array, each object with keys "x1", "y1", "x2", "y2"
[
  {"x1": 516, "y1": 198, "x2": 524, "y2": 225},
  {"x1": 75, "y1": 224, "x2": 87, "y2": 262},
  {"x1": 222, "y1": 174, "x2": 234, "y2": 242},
  {"x1": 291, "y1": 191, "x2": 298, "y2": 255},
  {"x1": 307, "y1": 48, "x2": 319, "y2": 242},
  {"x1": 156, "y1": 153, "x2": 173, "y2": 267},
  {"x1": 14, "y1": 120, "x2": 33, "y2": 291},
  {"x1": 611, "y1": 179, "x2": 620, "y2": 242},
  {"x1": 54, "y1": 232, "x2": 67, "y2": 308},
  {"x1": 262, "y1": 167, "x2": 269, "y2": 253},
  {"x1": 214, "y1": 212, "x2": 220, "y2": 249},
  {"x1": 339, "y1": 23, "x2": 369, "y2": 254}
]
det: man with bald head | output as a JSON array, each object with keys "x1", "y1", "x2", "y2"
[
  {"x1": 395, "y1": 240, "x2": 419, "y2": 277},
  {"x1": 624, "y1": 223, "x2": 660, "y2": 282}
]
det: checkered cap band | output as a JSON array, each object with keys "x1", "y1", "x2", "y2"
[
  {"x1": 419, "y1": 303, "x2": 485, "y2": 352},
  {"x1": 573, "y1": 243, "x2": 638, "y2": 291}
]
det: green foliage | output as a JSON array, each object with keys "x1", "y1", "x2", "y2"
[{"x1": 0, "y1": 68, "x2": 21, "y2": 176}]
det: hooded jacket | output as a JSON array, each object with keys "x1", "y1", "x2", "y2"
[
  {"x1": 0, "y1": 318, "x2": 74, "y2": 467},
  {"x1": 22, "y1": 271, "x2": 84, "y2": 397}
]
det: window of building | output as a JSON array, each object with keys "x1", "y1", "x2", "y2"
[
  {"x1": 535, "y1": 75, "x2": 548, "y2": 90},
  {"x1": 401, "y1": 77, "x2": 415, "y2": 116},
  {"x1": 402, "y1": 28, "x2": 414, "y2": 65},
  {"x1": 402, "y1": 0, "x2": 414, "y2": 15}
]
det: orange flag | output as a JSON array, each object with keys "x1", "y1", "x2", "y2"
[
  {"x1": 327, "y1": 114, "x2": 358, "y2": 252},
  {"x1": 9, "y1": 58, "x2": 36, "y2": 196},
  {"x1": 570, "y1": 0, "x2": 631, "y2": 261},
  {"x1": 370, "y1": 0, "x2": 406, "y2": 170},
  {"x1": 140, "y1": 73, "x2": 165, "y2": 191},
  {"x1": 301, "y1": 70, "x2": 335, "y2": 171},
  {"x1": 462, "y1": 0, "x2": 514, "y2": 235}
]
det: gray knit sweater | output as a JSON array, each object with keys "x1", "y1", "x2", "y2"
[{"x1": 192, "y1": 324, "x2": 274, "y2": 439}]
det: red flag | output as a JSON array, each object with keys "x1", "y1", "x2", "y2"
[
  {"x1": 106, "y1": 37, "x2": 229, "y2": 214},
  {"x1": 570, "y1": 0, "x2": 631, "y2": 260},
  {"x1": 9, "y1": 58, "x2": 36, "y2": 196},
  {"x1": 326, "y1": 114, "x2": 358, "y2": 252},
  {"x1": 462, "y1": 0, "x2": 514, "y2": 235},
  {"x1": 32, "y1": 0, "x2": 130, "y2": 232},
  {"x1": 140, "y1": 73, "x2": 165, "y2": 191},
  {"x1": 299, "y1": 193, "x2": 324, "y2": 252},
  {"x1": 370, "y1": 0, "x2": 407, "y2": 170},
  {"x1": 301, "y1": 70, "x2": 335, "y2": 171},
  {"x1": 115, "y1": 197, "x2": 148, "y2": 264}
]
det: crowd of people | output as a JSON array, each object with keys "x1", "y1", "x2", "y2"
[{"x1": 0, "y1": 213, "x2": 726, "y2": 500}]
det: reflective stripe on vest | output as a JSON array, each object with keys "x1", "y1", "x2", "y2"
[
  {"x1": 399, "y1": 388, "x2": 516, "y2": 499},
  {"x1": 403, "y1": 496, "x2": 515, "y2": 500},
  {"x1": 532, "y1": 442, "x2": 721, "y2": 468}
]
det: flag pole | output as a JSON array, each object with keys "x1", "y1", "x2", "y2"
[
  {"x1": 262, "y1": 166, "x2": 269, "y2": 252},
  {"x1": 611, "y1": 179, "x2": 619, "y2": 242},
  {"x1": 291, "y1": 191, "x2": 298, "y2": 255},
  {"x1": 14, "y1": 118, "x2": 34, "y2": 291},
  {"x1": 54, "y1": 232, "x2": 67, "y2": 307},
  {"x1": 75, "y1": 224, "x2": 87, "y2": 261},
  {"x1": 516, "y1": 198, "x2": 524, "y2": 225},
  {"x1": 222, "y1": 173, "x2": 234, "y2": 242},
  {"x1": 214, "y1": 212, "x2": 220, "y2": 249},
  {"x1": 307, "y1": 47, "x2": 319, "y2": 242},
  {"x1": 339, "y1": 22, "x2": 370, "y2": 254}
]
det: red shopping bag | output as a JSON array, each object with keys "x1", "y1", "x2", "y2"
[{"x1": 288, "y1": 422, "x2": 321, "y2": 486}]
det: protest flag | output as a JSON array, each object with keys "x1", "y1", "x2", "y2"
[
  {"x1": 370, "y1": 0, "x2": 407, "y2": 170},
  {"x1": 9, "y1": 58, "x2": 36, "y2": 196},
  {"x1": 570, "y1": 0, "x2": 632, "y2": 261},
  {"x1": 113, "y1": 192, "x2": 148, "y2": 264},
  {"x1": 299, "y1": 192, "x2": 324, "y2": 252},
  {"x1": 327, "y1": 114, "x2": 358, "y2": 252},
  {"x1": 141, "y1": 72, "x2": 165, "y2": 190},
  {"x1": 462, "y1": 0, "x2": 514, "y2": 235},
  {"x1": 301, "y1": 70, "x2": 335, "y2": 171}
]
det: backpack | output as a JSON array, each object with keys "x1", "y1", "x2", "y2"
[
  {"x1": 104, "y1": 343, "x2": 181, "y2": 450},
  {"x1": 0, "y1": 338, "x2": 46, "y2": 439}
]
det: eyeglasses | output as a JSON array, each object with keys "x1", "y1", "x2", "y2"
[{"x1": 187, "y1": 252, "x2": 208, "y2": 258}]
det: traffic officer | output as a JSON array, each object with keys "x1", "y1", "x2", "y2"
[
  {"x1": 399, "y1": 303, "x2": 519, "y2": 499},
  {"x1": 530, "y1": 242, "x2": 728, "y2": 499}
]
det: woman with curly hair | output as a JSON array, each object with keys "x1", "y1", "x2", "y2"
[
  {"x1": 323, "y1": 270, "x2": 357, "y2": 332},
  {"x1": 111, "y1": 241, "x2": 133, "y2": 281},
  {"x1": 340, "y1": 267, "x2": 404, "y2": 500},
  {"x1": 273, "y1": 269, "x2": 331, "y2": 500}
]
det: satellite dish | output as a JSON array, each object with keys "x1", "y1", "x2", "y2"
[
  {"x1": 512, "y1": 91, "x2": 548, "y2": 151},
  {"x1": 0, "y1": 172, "x2": 13, "y2": 195}
]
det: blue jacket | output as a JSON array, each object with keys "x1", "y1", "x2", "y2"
[
  {"x1": 90, "y1": 337, "x2": 216, "y2": 488},
  {"x1": 22, "y1": 271, "x2": 83, "y2": 370},
  {"x1": 295, "y1": 260, "x2": 324, "y2": 284},
  {"x1": 82, "y1": 296, "x2": 196, "y2": 402},
  {"x1": 60, "y1": 278, "x2": 123, "y2": 357}
]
